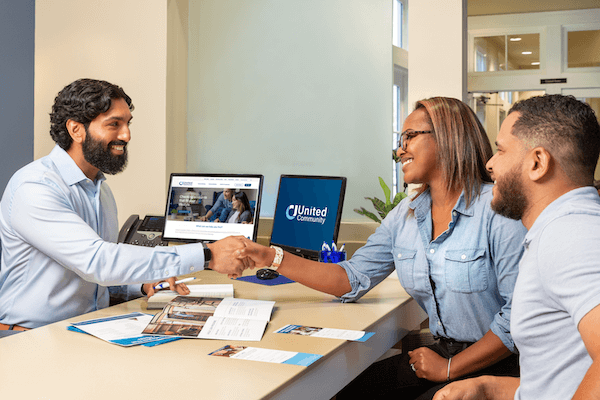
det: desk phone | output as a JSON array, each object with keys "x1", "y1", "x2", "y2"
[{"x1": 118, "y1": 214, "x2": 169, "y2": 247}]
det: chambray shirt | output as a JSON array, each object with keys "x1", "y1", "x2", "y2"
[
  {"x1": 0, "y1": 146, "x2": 204, "y2": 328},
  {"x1": 513, "y1": 187, "x2": 600, "y2": 400},
  {"x1": 338, "y1": 184, "x2": 526, "y2": 352}
]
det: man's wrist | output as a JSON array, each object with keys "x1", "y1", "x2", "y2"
[{"x1": 203, "y1": 242, "x2": 212, "y2": 269}]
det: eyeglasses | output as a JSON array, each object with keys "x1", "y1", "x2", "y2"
[{"x1": 398, "y1": 130, "x2": 433, "y2": 151}]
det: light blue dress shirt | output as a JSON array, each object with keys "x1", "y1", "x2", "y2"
[
  {"x1": 0, "y1": 146, "x2": 204, "y2": 328},
  {"x1": 338, "y1": 184, "x2": 526, "y2": 352}
]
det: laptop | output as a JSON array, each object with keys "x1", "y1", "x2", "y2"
[{"x1": 162, "y1": 173, "x2": 264, "y2": 243}]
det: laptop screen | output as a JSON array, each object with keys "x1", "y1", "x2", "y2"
[
  {"x1": 269, "y1": 175, "x2": 346, "y2": 260},
  {"x1": 162, "y1": 173, "x2": 264, "y2": 243}
]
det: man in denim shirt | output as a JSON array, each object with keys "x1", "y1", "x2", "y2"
[{"x1": 434, "y1": 95, "x2": 600, "y2": 400}]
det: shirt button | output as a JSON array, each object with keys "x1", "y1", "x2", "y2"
[
  {"x1": 461, "y1": 254, "x2": 466, "y2": 260},
  {"x1": 438, "y1": 321, "x2": 442, "y2": 326},
  {"x1": 397, "y1": 253, "x2": 402, "y2": 258},
  {"x1": 452, "y1": 211, "x2": 457, "y2": 216},
  {"x1": 190, "y1": 266, "x2": 195, "y2": 271},
  {"x1": 430, "y1": 249, "x2": 435, "y2": 254}
]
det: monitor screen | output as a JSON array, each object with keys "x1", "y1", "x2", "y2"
[
  {"x1": 269, "y1": 175, "x2": 346, "y2": 260},
  {"x1": 162, "y1": 173, "x2": 264, "y2": 243}
]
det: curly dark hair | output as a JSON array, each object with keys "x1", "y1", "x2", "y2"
[
  {"x1": 49, "y1": 79, "x2": 134, "y2": 150},
  {"x1": 509, "y1": 95, "x2": 600, "y2": 186}
]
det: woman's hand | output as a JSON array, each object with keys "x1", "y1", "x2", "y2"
[{"x1": 408, "y1": 347, "x2": 449, "y2": 382}]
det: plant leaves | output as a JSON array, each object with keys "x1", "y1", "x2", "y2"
[
  {"x1": 379, "y1": 177, "x2": 392, "y2": 205},
  {"x1": 353, "y1": 207, "x2": 381, "y2": 223}
]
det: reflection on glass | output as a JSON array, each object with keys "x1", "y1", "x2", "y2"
[
  {"x1": 568, "y1": 30, "x2": 600, "y2": 68},
  {"x1": 474, "y1": 36, "x2": 505, "y2": 71},
  {"x1": 507, "y1": 34, "x2": 539, "y2": 70},
  {"x1": 473, "y1": 34, "x2": 540, "y2": 71}
]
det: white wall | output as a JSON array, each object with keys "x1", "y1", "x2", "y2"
[
  {"x1": 187, "y1": 0, "x2": 392, "y2": 220},
  {"x1": 408, "y1": 0, "x2": 467, "y2": 105},
  {"x1": 35, "y1": 0, "x2": 187, "y2": 226}
]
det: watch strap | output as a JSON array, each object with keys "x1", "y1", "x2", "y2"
[
  {"x1": 269, "y1": 245, "x2": 284, "y2": 270},
  {"x1": 202, "y1": 243, "x2": 212, "y2": 269}
]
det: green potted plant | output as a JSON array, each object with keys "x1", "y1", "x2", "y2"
[{"x1": 354, "y1": 176, "x2": 407, "y2": 223}]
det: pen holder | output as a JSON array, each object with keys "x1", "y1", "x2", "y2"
[{"x1": 319, "y1": 250, "x2": 347, "y2": 263}]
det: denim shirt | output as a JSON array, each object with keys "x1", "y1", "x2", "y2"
[{"x1": 338, "y1": 184, "x2": 526, "y2": 352}]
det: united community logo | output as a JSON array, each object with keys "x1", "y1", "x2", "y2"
[{"x1": 285, "y1": 204, "x2": 328, "y2": 225}]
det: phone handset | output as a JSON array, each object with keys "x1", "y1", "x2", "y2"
[{"x1": 117, "y1": 214, "x2": 140, "y2": 244}]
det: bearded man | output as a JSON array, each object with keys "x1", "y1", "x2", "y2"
[{"x1": 0, "y1": 79, "x2": 247, "y2": 331}]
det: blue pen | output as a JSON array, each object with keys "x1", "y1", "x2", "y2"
[
  {"x1": 322, "y1": 241, "x2": 331, "y2": 251},
  {"x1": 339, "y1": 243, "x2": 345, "y2": 252}
]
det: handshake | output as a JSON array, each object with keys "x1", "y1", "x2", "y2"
[
  {"x1": 146, "y1": 236, "x2": 275, "y2": 299},
  {"x1": 205, "y1": 236, "x2": 276, "y2": 279}
]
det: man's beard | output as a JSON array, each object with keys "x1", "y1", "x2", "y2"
[
  {"x1": 82, "y1": 128, "x2": 128, "y2": 175},
  {"x1": 491, "y1": 165, "x2": 528, "y2": 221}
]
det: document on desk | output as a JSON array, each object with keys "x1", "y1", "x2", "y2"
[
  {"x1": 275, "y1": 324, "x2": 375, "y2": 342},
  {"x1": 69, "y1": 312, "x2": 180, "y2": 347},
  {"x1": 146, "y1": 284, "x2": 234, "y2": 309},
  {"x1": 142, "y1": 296, "x2": 275, "y2": 341},
  {"x1": 209, "y1": 345, "x2": 322, "y2": 367}
]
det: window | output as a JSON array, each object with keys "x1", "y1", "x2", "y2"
[
  {"x1": 567, "y1": 29, "x2": 600, "y2": 69},
  {"x1": 393, "y1": 66, "x2": 408, "y2": 195},
  {"x1": 393, "y1": 0, "x2": 408, "y2": 50},
  {"x1": 473, "y1": 33, "x2": 540, "y2": 72}
]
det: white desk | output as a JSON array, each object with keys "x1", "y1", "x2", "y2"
[{"x1": 0, "y1": 270, "x2": 426, "y2": 400}]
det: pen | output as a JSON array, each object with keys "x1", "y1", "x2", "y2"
[
  {"x1": 154, "y1": 277, "x2": 196, "y2": 290},
  {"x1": 339, "y1": 243, "x2": 345, "y2": 252}
]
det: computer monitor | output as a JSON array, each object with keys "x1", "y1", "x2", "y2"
[
  {"x1": 269, "y1": 175, "x2": 346, "y2": 260},
  {"x1": 162, "y1": 173, "x2": 264, "y2": 243}
]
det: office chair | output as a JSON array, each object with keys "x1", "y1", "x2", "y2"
[{"x1": 0, "y1": 236, "x2": 27, "y2": 338}]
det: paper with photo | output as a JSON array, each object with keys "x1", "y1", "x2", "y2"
[
  {"x1": 142, "y1": 296, "x2": 275, "y2": 341},
  {"x1": 275, "y1": 324, "x2": 375, "y2": 342},
  {"x1": 209, "y1": 345, "x2": 322, "y2": 366},
  {"x1": 70, "y1": 312, "x2": 180, "y2": 347}
]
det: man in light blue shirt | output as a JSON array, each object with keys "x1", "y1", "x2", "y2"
[
  {"x1": 0, "y1": 79, "x2": 247, "y2": 331},
  {"x1": 434, "y1": 95, "x2": 600, "y2": 400}
]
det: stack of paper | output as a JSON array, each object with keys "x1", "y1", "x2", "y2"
[{"x1": 146, "y1": 284, "x2": 234, "y2": 309}]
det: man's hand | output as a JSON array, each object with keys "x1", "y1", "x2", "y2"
[
  {"x1": 433, "y1": 378, "x2": 487, "y2": 400},
  {"x1": 408, "y1": 347, "x2": 450, "y2": 382},
  {"x1": 207, "y1": 236, "x2": 254, "y2": 278},
  {"x1": 433, "y1": 376, "x2": 519, "y2": 400},
  {"x1": 143, "y1": 277, "x2": 191, "y2": 298}
]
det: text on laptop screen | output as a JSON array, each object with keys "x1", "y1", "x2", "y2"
[
  {"x1": 162, "y1": 173, "x2": 263, "y2": 242},
  {"x1": 270, "y1": 175, "x2": 346, "y2": 259}
]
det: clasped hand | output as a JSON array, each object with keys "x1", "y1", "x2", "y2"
[{"x1": 408, "y1": 347, "x2": 450, "y2": 382}]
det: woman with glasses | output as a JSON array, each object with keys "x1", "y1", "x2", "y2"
[{"x1": 240, "y1": 97, "x2": 525, "y2": 400}]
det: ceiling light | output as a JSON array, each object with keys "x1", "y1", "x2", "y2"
[
  {"x1": 510, "y1": 37, "x2": 522, "y2": 41},
  {"x1": 522, "y1": 51, "x2": 532, "y2": 55},
  {"x1": 531, "y1": 62, "x2": 540, "y2": 65}
]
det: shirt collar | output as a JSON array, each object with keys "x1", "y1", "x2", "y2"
[
  {"x1": 524, "y1": 186, "x2": 599, "y2": 246},
  {"x1": 408, "y1": 185, "x2": 485, "y2": 217},
  {"x1": 49, "y1": 145, "x2": 106, "y2": 186}
]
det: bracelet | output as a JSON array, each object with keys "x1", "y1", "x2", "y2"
[
  {"x1": 270, "y1": 246, "x2": 283, "y2": 270},
  {"x1": 447, "y1": 357, "x2": 452, "y2": 381}
]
